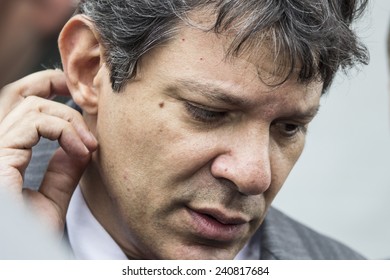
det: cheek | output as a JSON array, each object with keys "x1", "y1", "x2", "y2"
[
  {"x1": 266, "y1": 139, "x2": 305, "y2": 202},
  {"x1": 95, "y1": 99, "x2": 204, "y2": 192},
  {"x1": 93, "y1": 110, "x2": 171, "y2": 226}
]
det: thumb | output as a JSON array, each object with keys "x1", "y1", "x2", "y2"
[{"x1": 33, "y1": 147, "x2": 91, "y2": 230}]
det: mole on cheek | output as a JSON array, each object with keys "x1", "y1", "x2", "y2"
[{"x1": 159, "y1": 102, "x2": 165, "y2": 108}]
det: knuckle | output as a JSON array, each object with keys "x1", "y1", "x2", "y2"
[
  {"x1": 21, "y1": 96, "x2": 46, "y2": 114},
  {"x1": 72, "y1": 109, "x2": 84, "y2": 121},
  {"x1": 23, "y1": 95, "x2": 40, "y2": 105},
  {"x1": 64, "y1": 107, "x2": 83, "y2": 124},
  {"x1": 64, "y1": 121, "x2": 77, "y2": 133},
  {"x1": 21, "y1": 96, "x2": 42, "y2": 112}
]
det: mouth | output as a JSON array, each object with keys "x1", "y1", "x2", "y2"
[{"x1": 186, "y1": 206, "x2": 249, "y2": 242}]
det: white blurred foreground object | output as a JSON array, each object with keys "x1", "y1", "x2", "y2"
[{"x1": 0, "y1": 189, "x2": 72, "y2": 259}]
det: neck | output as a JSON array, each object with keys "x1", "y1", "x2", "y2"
[{"x1": 79, "y1": 159, "x2": 147, "y2": 259}]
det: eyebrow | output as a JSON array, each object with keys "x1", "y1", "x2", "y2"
[
  {"x1": 280, "y1": 105, "x2": 321, "y2": 121},
  {"x1": 173, "y1": 79, "x2": 250, "y2": 107},
  {"x1": 172, "y1": 79, "x2": 321, "y2": 119}
]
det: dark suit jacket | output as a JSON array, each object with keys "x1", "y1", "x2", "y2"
[{"x1": 24, "y1": 138, "x2": 365, "y2": 260}]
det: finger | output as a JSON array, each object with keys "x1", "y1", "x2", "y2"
[
  {"x1": 0, "y1": 95, "x2": 97, "y2": 201},
  {"x1": 41, "y1": 148, "x2": 90, "y2": 216},
  {"x1": 1, "y1": 113, "x2": 93, "y2": 158},
  {"x1": 24, "y1": 147, "x2": 91, "y2": 231},
  {"x1": 0, "y1": 69, "x2": 69, "y2": 121},
  {"x1": 1, "y1": 69, "x2": 69, "y2": 98},
  {"x1": 0, "y1": 148, "x2": 28, "y2": 200},
  {"x1": 0, "y1": 116, "x2": 91, "y2": 199},
  {"x1": 0, "y1": 96, "x2": 97, "y2": 151}
]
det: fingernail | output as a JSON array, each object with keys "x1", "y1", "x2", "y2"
[{"x1": 87, "y1": 131, "x2": 98, "y2": 147}]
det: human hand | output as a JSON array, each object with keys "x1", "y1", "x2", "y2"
[{"x1": 0, "y1": 69, "x2": 97, "y2": 233}]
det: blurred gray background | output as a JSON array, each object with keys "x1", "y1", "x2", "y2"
[
  {"x1": 273, "y1": 0, "x2": 390, "y2": 259},
  {"x1": 1, "y1": 0, "x2": 388, "y2": 261}
]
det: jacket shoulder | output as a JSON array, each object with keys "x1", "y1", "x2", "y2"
[{"x1": 259, "y1": 207, "x2": 365, "y2": 260}]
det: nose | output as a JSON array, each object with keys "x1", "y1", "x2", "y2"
[{"x1": 210, "y1": 131, "x2": 272, "y2": 196}]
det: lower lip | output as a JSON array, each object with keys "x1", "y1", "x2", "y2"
[{"x1": 187, "y1": 208, "x2": 248, "y2": 242}]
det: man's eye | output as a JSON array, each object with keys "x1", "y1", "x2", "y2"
[
  {"x1": 185, "y1": 102, "x2": 227, "y2": 123},
  {"x1": 272, "y1": 122, "x2": 307, "y2": 138}
]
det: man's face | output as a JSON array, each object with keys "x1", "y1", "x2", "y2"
[{"x1": 86, "y1": 25, "x2": 322, "y2": 259}]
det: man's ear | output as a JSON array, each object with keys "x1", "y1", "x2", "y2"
[{"x1": 58, "y1": 15, "x2": 102, "y2": 115}]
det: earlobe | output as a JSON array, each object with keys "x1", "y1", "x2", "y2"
[{"x1": 58, "y1": 15, "x2": 102, "y2": 115}]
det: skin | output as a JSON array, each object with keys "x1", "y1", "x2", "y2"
[
  {"x1": 0, "y1": 14, "x2": 322, "y2": 259},
  {"x1": 0, "y1": 69, "x2": 97, "y2": 232},
  {"x1": 69, "y1": 20, "x2": 322, "y2": 259}
]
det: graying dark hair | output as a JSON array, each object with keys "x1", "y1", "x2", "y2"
[{"x1": 77, "y1": 0, "x2": 369, "y2": 93}]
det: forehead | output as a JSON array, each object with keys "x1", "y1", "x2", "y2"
[
  {"x1": 140, "y1": 23, "x2": 322, "y2": 95},
  {"x1": 181, "y1": 8, "x2": 316, "y2": 88}
]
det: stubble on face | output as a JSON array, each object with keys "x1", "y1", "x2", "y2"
[{"x1": 80, "y1": 17, "x2": 322, "y2": 260}]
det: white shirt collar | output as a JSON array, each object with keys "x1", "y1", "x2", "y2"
[
  {"x1": 66, "y1": 186, "x2": 260, "y2": 260},
  {"x1": 66, "y1": 187, "x2": 127, "y2": 259}
]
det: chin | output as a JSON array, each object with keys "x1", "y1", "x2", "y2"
[{"x1": 157, "y1": 243, "x2": 240, "y2": 260}]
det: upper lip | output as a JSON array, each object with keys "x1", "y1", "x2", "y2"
[{"x1": 190, "y1": 207, "x2": 250, "y2": 225}]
